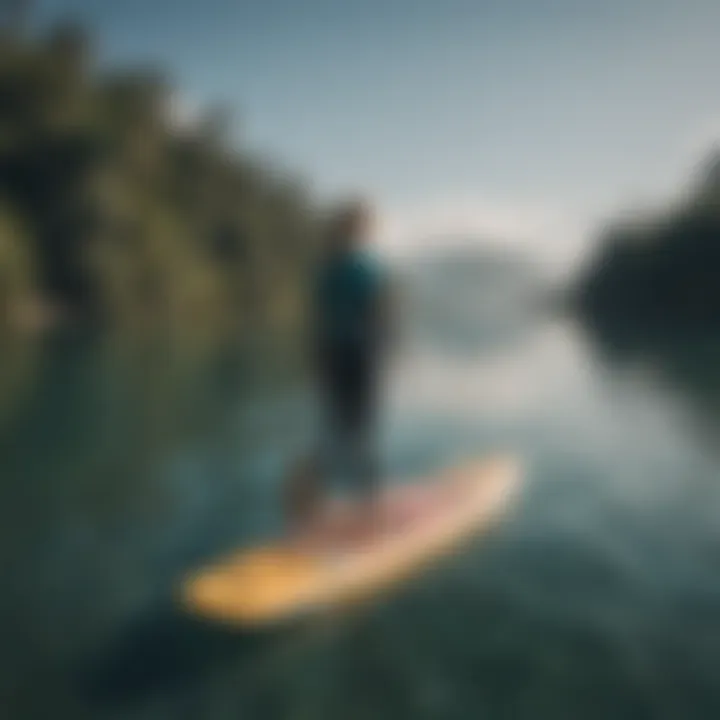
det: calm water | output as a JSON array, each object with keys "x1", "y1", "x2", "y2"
[{"x1": 3, "y1": 314, "x2": 720, "y2": 719}]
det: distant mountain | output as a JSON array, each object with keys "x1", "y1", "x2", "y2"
[
  {"x1": 394, "y1": 242, "x2": 544, "y2": 353},
  {"x1": 398, "y1": 242, "x2": 541, "y2": 306}
]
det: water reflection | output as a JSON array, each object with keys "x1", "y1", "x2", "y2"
[
  {"x1": 3, "y1": 311, "x2": 720, "y2": 718},
  {"x1": 577, "y1": 318, "x2": 720, "y2": 454},
  {"x1": 0, "y1": 335, "x2": 41, "y2": 433},
  {"x1": 0, "y1": 331, "x2": 305, "y2": 718}
]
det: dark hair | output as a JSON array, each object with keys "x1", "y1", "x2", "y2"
[{"x1": 325, "y1": 198, "x2": 371, "y2": 254}]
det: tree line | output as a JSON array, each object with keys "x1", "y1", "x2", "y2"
[
  {"x1": 0, "y1": 19, "x2": 320, "y2": 337},
  {"x1": 574, "y1": 150, "x2": 720, "y2": 351}
]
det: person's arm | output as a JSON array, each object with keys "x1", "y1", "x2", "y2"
[
  {"x1": 306, "y1": 265, "x2": 325, "y2": 375},
  {"x1": 375, "y1": 269, "x2": 399, "y2": 352}
]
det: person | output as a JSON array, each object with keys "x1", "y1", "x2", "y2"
[{"x1": 285, "y1": 199, "x2": 394, "y2": 540}]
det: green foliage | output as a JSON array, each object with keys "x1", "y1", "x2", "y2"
[
  {"x1": 0, "y1": 23, "x2": 320, "y2": 336},
  {"x1": 575, "y1": 152, "x2": 720, "y2": 349},
  {"x1": 0, "y1": 202, "x2": 34, "y2": 319}
]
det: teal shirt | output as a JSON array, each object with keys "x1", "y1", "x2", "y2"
[{"x1": 314, "y1": 249, "x2": 387, "y2": 349}]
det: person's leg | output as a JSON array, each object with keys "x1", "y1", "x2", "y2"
[
  {"x1": 286, "y1": 348, "x2": 340, "y2": 539},
  {"x1": 314, "y1": 346, "x2": 364, "y2": 505},
  {"x1": 316, "y1": 346, "x2": 384, "y2": 540},
  {"x1": 342, "y1": 352, "x2": 384, "y2": 538},
  {"x1": 348, "y1": 390, "x2": 379, "y2": 502},
  {"x1": 287, "y1": 348, "x2": 357, "y2": 547},
  {"x1": 284, "y1": 453, "x2": 322, "y2": 538}
]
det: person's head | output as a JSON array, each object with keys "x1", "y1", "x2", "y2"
[{"x1": 324, "y1": 198, "x2": 373, "y2": 256}]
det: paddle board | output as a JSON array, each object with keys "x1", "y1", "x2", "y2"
[{"x1": 181, "y1": 455, "x2": 521, "y2": 627}]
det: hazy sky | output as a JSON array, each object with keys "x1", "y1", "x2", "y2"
[{"x1": 35, "y1": 0, "x2": 720, "y2": 269}]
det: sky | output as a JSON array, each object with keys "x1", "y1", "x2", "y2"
[{"x1": 33, "y1": 0, "x2": 720, "y2": 273}]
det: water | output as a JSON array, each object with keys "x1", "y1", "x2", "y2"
[{"x1": 3, "y1": 315, "x2": 720, "y2": 719}]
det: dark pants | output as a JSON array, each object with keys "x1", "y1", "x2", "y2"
[{"x1": 316, "y1": 343, "x2": 380, "y2": 497}]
